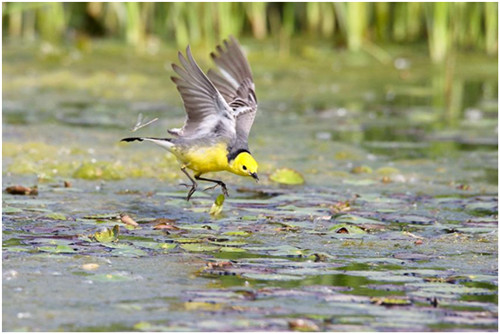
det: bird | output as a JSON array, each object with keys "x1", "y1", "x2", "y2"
[{"x1": 121, "y1": 36, "x2": 259, "y2": 201}]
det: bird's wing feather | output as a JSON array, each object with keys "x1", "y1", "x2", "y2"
[
  {"x1": 171, "y1": 46, "x2": 235, "y2": 139},
  {"x1": 207, "y1": 36, "x2": 257, "y2": 142}
]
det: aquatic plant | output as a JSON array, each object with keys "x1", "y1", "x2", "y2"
[{"x1": 2, "y1": 2, "x2": 496, "y2": 61}]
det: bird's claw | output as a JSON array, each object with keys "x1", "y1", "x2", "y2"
[
  {"x1": 186, "y1": 184, "x2": 197, "y2": 201},
  {"x1": 203, "y1": 182, "x2": 229, "y2": 197},
  {"x1": 221, "y1": 184, "x2": 229, "y2": 197},
  {"x1": 203, "y1": 184, "x2": 218, "y2": 192}
]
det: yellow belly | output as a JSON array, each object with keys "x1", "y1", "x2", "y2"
[{"x1": 175, "y1": 142, "x2": 229, "y2": 175}]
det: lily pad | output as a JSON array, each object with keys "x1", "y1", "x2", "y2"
[
  {"x1": 3, "y1": 206, "x2": 22, "y2": 213},
  {"x1": 38, "y1": 244, "x2": 77, "y2": 254},
  {"x1": 330, "y1": 223, "x2": 366, "y2": 234},
  {"x1": 45, "y1": 212, "x2": 68, "y2": 220},
  {"x1": 209, "y1": 194, "x2": 225, "y2": 216},
  {"x1": 223, "y1": 231, "x2": 252, "y2": 237},
  {"x1": 465, "y1": 202, "x2": 497, "y2": 215},
  {"x1": 93, "y1": 225, "x2": 120, "y2": 243},
  {"x1": 242, "y1": 273, "x2": 304, "y2": 281},
  {"x1": 180, "y1": 244, "x2": 220, "y2": 252},
  {"x1": 269, "y1": 168, "x2": 305, "y2": 185}
]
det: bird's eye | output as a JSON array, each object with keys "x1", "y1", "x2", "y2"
[{"x1": 242, "y1": 165, "x2": 247, "y2": 171}]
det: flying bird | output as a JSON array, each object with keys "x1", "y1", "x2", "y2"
[{"x1": 121, "y1": 36, "x2": 259, "y2": 201}]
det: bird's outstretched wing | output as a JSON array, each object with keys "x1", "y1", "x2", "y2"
[
  {"x1": 207, "y1": 36, "x2": 257, "y2": 143},
  {"x1": 170, "y1": 46, "x2": 235, "y2": 139}
]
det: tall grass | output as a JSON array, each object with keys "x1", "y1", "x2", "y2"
[{"x1": 2, "y1": 2, "x2": 497, "y2": 61}]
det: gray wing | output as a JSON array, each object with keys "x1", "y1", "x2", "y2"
[
  {"x1": 170, "y1": 46, "x2": 235, "y2": 140},
  {"x1": 207, "y1": 36, "x2": 257, "y2": 143}
]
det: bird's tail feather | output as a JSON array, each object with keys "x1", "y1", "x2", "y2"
[{"x1": 121, "y1": 137, "x2": 174, "y2": 151}]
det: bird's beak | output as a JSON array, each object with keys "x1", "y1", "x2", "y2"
[{"x1": 251, "y1": 173, "x2": 259, "y2": 182}]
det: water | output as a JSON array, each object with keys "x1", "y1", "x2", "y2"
[{"x1": 3, "y1": 40, "x2": 498, "y2": 331}]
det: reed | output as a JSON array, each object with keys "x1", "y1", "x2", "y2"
[
  {"x1": 2, "y1": 2, "x2": 496, "y2": 61},
  {"x1": 485, "y1": 2, "x2": 498, "y2": 55},
  {"x1": 426, "y1": 2, "x2": 450, "y2": 63}
]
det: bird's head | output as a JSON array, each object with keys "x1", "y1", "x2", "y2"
[{"x1": 229, "y1": 152, "x2": 259, "y2": 181}]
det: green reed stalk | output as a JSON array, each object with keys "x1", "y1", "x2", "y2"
[
  {"x1": 306, "y1": 2, "x2": 320, "y2": 34},
  {"x1": 171, "y1": 2, "x2": 189, "y2": 48},
  {"x1": 467, "y1": 3, "x2": 483, "y2": 49},
  {"x1": 1, "y1": 2, "x2": 496, "y2": 59},
  {"x1": 282, "y1": 2, "x2": 295, "y2": 37},
  {"x1": 450, "y1": 2, "x2": 466, "y2": 48},
  {"x1": 346, "y1": 2, "x2": 368, "y2": 51},
  {"x1": 393, "y1": 2, "x2": 406, "y2": 41},
  {"x1": 406, "y1": 2, "x2": 422, "y2": 41},
  {"x1": 246, "y1": 2, "x2": 267, "y2": 39},
  {"x1": 485, "y1": 2, "x2": 497, "y2": 55},
  {"x1": 36, "y1": 2, "x2": 66, "y2": 44},
  {"x1": 374, "y1": 2, "x2": 390, "y2": 42},
  {"x1": 320, "y1": 2, "x2": 335, "y2": 38},
  {"x1": 426, "y1": 2, "x2": 449, "y2": 63},
  {"x1": 7, "y1": 2, "x2": 23, "y2": 37},
  {"x1": 125, "y1": 2, "x2": 143, "y2": 46}
]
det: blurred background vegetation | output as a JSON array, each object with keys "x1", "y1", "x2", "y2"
[{"x1": 2, "y1": 2, "x2": 498, "y2": 62}]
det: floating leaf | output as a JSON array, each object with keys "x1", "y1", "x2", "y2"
[
  {"x1": 45, "y1": 212, "x2": 67, "y2": 220},
  {"x1": 465, "y1": 202, "x2": 497, "y2": 215},
  {"x1": 3, "y1": 246, "x2": 29, "y2": 253},
  {"x1": 342, "y1": 179, "x2": 376, "y2": 186},
  {"x1": 269, "y1": 168, "x2": 305, "y2": 185},
  {"x1": 161, "y1": 243, "x2": 177, "y2": 250},
  {"x1": 184, "y1": 301, "x2": 223, "y2": 311},
  {"x1": 175, "y1": 238, "x2": 202, "y2": 244},
  {"x1": 209, "y1": 194, "x2": 225, "y2": 216},
  {"x1": 180, "y1": 224, "x2": 220, "y2": 231},
  {"x1": 209, "y1": 240, "x2": 247, "y2": 247},
  {"x1": 335, "y1": 214, "x2": 382, "y2": 225},
  {"x1": 375, "y1": 167, "x2": 401, "y2": 175},
  {"x1": 242, "y1": 273, "x2": 304, "y2": 281},
  {"x1": 351, "y1": 165, "x2": 373, "y2": 174},
  {"x1": 219, "y1": 247, "x2": 246, "y2": 253},
  {"x1": 330, "y1": 223, "x2": 366, "y2": 234},
  {"x1": 223, "y1": 231, "x2": 252, "y2": 237},
  {"x1": 83, "y1": 213, "x2": 120, "y2": 220},
  {"x1": 110, "y1": 245, "x2": 148, "y2": 257},
  {"x1": 3, "y1": 206, "x2": 22, "y2": 213},
  {"x1": 38, "y1": 244, "x2": 77, "y2": 253},
  {"x1": 370, "y1": 297, "x2": 412, "y2": 306},
  {"x1": 132, "y1": 241, "x2": 174, "y2": 250},
  {"x1": 180, "y1": 244, "x2": 220, "y2": 252},
  {"x1": 93, "y1": 225, "x2": 120, "y2": 243},
  {"x1": 133, "y1": 322, "x2": 153, "y2": 331}
]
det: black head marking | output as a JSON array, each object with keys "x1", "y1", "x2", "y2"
[{"x1": 227, "y1": 148, "x2": 250, "y2": 161}]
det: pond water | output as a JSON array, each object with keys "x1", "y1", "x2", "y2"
[{"x1": 3, "y1": 40, "x2": 498, "y2": 331}]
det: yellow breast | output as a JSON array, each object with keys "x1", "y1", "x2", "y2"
[{"x1": 176, "y1": 142, "x2": 229, "y2": 174}]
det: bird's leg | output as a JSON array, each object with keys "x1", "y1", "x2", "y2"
[
  {"x1": 180, "y1": 167, "x2": 197, "y2": 201},
  {"x1": 195, "y1": 175, "x2": 229, "y2": 197}
]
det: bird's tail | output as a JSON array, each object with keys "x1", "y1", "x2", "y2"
[{"x1": 121, "y1": 137, "x2": 174, "y2": 151}]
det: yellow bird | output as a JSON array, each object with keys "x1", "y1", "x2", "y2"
[{"x1": 121, "y1": 37, "x2": 259, "y2": 201}]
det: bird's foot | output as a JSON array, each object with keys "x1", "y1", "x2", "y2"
[
  {"x1": 186, "y1": 183, "x2": 197, "y2": 201},
  {"x1": 221, "y1": 183, "x2": 229, "y2": 197},
  {"x1": 203, "y1": 182, "x2": 229, "y2": 197}
]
